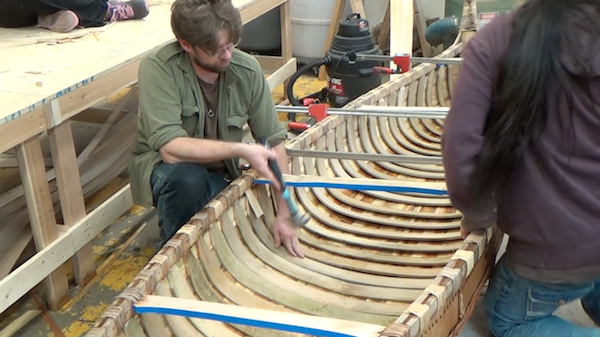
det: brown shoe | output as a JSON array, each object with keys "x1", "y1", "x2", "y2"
[{"x1": 38, "y1": 10, "x2": 79, "y2": 33}]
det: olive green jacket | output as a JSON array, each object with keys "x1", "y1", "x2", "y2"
[{"x1": 129, "y1": 41, "x2": 286, "y2": 207}]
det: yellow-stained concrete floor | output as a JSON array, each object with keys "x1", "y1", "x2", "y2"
[{"x1": 0, "y1": 72, "x2": 327, "y2": 337}]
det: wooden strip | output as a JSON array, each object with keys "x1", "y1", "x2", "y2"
[
  {"x1": 47, "y1": 119, "x2": 96, "y2": 287},
  {"x1": 220, "y1": 210, "x2": 408, "y2": 315},
  {"x1": 186, "y1": 251, "x2": 288, "y2": 337},
  {"x1": 15, "y1": 136, "x2": 70, "y2": 311},
  {"x1": 0, "y1": 310, "x2": 40, "y2": 337},
  {"x1": 325, "y1": 126, "x2": 452, "y2": 207},
  {"x1": 359, "y1": 116, "x2": 444, "y2": 178},
  {"x1": 238, "y1": 0, "x2": 286, "y2": 25},
  {"x1": 134, "y1": 295, "x2": 387, "y2": 337},
  {"x1": 153, "y1": 279, "x2": 204, "y2": 337},
  {"x1": 310, "y1": 153, "x2": 456, "y2": 221},
  {"x1": 208, "y1": 219, "x2": 395, "y2": 324},
  {"x1": 266, "y1": 58, "x2": 296, "y2": 92},
  {"x1": 254, "y1": 184, "x2": 451, "y2": 268},
  {"x1": 0, "y1": 107, "x2": 47, "y2": 154},
  {"x1": 0, "y1": 184, "x2": 132, "y2": 314},
  {"x1": 167, "y1": 260, "x2": 239, "y2": 336},
  {"x1": 245, "y1": 200, "x2": 437, "y2": 285},
  {"x1": 317, "y1": 0, "x2": 346, "y2": 81},
  {"x1": 0, "y1": 226, "x2": 33, "y2": 279},
  {"x1": 286, "y1": 149, "x2": 443, "y2": 165},
  {"x1": 389, "y1": 0, "x2": 414, "y2": 79}
]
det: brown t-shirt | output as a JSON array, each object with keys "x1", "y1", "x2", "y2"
[{"x1": 198, "y1": 77, "x2": 227, "y2": 174}]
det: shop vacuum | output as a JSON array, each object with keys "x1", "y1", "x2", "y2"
[{"x1": 286, "y1": 13, "x2": 384, "y2": 110}]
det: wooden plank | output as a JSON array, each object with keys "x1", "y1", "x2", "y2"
[
  {"x1": 348, "y1": 0, "x2": 366, "y2": 18},
  {"x1": 255, "y1": 55, "x2": 284, "y2": 73},
  {"x1": 52, "y1": 60, "x2": 141, "y2": 127},
  {"x1": 377, "y1": 3, "x2": 391, "y2": 51},
  {"x1": 0, "y1": 155, "x2": 52, "y2": 168},
  {"x1": 47, "y1": 118, "x2": 96, "y2": 287},
  {"x1": 0, "y1": 108, "x2": 47, "y2": 154},
  {"x1": 413, "y1": 0, "x2": 432, "y2": 57},
  {"x1": 266, "y1": 58, "x2": 297, "y2": 92},
  {"x1": 279, "y1": 0, "x2": 292, "y2": 62},
  {"x1": 0, "y1": 184, "x2": 133, "y2": 314},
  {"x1": 134, "y1": 295, "x2": 386, "y2": 337},
  {"x1": 318, "y1": 0, "x2": 347, "y2": 81},
  {"x1": 389, "y1": 0, "x2": 414, "y2": 79},
  {"x1": 0, "y1": 310, "x2": 41, "y2": 337},
  {"x1": 15, "y1": 136, "x2": 70, "y2": 311},
  {"x1": 237, "y1": 0, "x2": 286, "y2": 24}
]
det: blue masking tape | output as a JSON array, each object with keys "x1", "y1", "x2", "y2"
[
  {"x1": 253, "y1": 179, "x2": 448, "y2": 196},
  {"x1": 133, "y1": 305, "x2": 362, "y2": 337}
]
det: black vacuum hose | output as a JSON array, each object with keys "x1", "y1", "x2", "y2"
[{"x1": 286, "y1": 56, "x2": 331, "y2": 106}]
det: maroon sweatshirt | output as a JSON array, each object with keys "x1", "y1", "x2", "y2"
[{"x1": 442, "y1": 13, "x2": 600, "y2": 283}]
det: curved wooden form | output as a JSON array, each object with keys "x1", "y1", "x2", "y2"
[{"x1": 87, "y1": 9, "x2": 501, "y2": 336}]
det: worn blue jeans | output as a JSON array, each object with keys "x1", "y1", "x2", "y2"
[
  {"x1": 484, "y1": 255, "x2": 600, "y2": 337},
  {"x1": 150, "y1": 162, "x2": 230, "y2": 247}
]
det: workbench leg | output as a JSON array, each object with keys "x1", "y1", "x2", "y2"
[
  {"x1": 280, "y1": 0, "x2": 293, "y2": 99},
  {"x1": 16, "y1": 136, "x2": 70, "y2": 311},
  {"x1": 48, "y1": 121, "x2": 97, "y2": 287}
]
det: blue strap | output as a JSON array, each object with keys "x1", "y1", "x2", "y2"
[
  {"x1": 253, "y1": 178, "x2": 447, "y2": 196},
  {"x1": 133, "y1": 304, "x2": 365, "y2": 337}
]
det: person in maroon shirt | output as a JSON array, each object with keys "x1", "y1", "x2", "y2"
[{"x1": 442, "y1": 0, "x2": 600, "y2": 335}]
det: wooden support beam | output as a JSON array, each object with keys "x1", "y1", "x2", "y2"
[
  {"x1": 413, "y1": 0, "x2": 433, "y2": 56},
  {"x1": 348, "y1": 0, "x2": 366, "y2": 18},
  {"x1": 15, "y1": 136, "x2": 70, "y2": 311},
  {"x1": 318, "y1": 0, "x2": 347, "y2": 81},
  {"x1": 279, "y1": 0, "x2": 293, "y2": 99},
  {"x1": 0, "y1": 184, "x2": 133, "y2": 314},
  {"x1": 377, "y1": 3, "x2": 391, "y2": 51},
  {"x1": 47, "y1": 118, "x2": 96, "y2": 287},
  {"x1": 390, "y1": 0, "x2": 414, "y2": 79},
  {"x1": 266, "y1": 58, "x2": 297, "y2": 92},
  {"x1": 133, "y1": 295, "x2": 386, "y2": 337},
  {"x1": 0, "y1": 108, "x2": 47, "y2": 154}
]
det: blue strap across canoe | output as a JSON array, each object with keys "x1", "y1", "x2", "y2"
[{"x1": 252, "y1": 178, "x2": 448, "y2": 196}]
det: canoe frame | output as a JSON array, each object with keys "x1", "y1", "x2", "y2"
[{"x1": 87, "y1": 30, "x2": 504, "y2": 336}]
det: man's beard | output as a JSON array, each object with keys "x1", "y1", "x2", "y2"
[{"x1": 192, "y1": 54, "x2": 229, "y2": 74}]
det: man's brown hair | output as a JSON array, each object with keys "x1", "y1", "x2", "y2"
[{"x1": 171, "y1": 0, "x2": 242, "y2": 53}]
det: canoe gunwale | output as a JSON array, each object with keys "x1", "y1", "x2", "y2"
[{"x1": 87, "y1": 40, "x2": 503, "y2": 337}]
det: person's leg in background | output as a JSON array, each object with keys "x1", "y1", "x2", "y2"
[
  {"x1": 150, "y1": 162, "x2": 230, "y2": 247},
  {"x1": 484, "y1": 255, "x2": 600, "y2": 337},
  {"x1": 0, "y1": 0, "x2": 148, "y2": 33}
]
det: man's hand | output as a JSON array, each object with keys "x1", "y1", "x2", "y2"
[
  {"x1": 240, "y1": 144, "x2": 281, "y2": 190},
  {"x1": 273, "y1": 212, "x2": 305, "y2": 258}
]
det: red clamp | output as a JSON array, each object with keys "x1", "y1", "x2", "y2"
[
  {"x1": 373, "y1": 66, "x2": 402, "y2": 75},
  {"x1": 308, "y1": 103, "x2": 329, "y2": 122},
  {"x1": 392, "y1": 53, "x2": 411, "y2": 74},
  {"x1": 288, "y1": 121, "x2": 312, "y2": 131}
]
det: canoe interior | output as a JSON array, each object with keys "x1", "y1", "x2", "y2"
[{"x1": 87, "y1": 42, "x2": 503, "y2": 337}]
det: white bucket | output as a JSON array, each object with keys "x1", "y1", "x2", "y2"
[
  {"x1": 290, "y1": 0, "x2": 354, "y2": 60},
  {"x1": 290, "y1": 0, "x2": 391, "y2": 61}
]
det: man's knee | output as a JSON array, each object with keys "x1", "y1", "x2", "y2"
[
  {"x1": 153, "y1": 162, "x2": 210, "y2": 194},
  {"x1": 165, "y1": 163, "x2": 210, "y2": 192}
]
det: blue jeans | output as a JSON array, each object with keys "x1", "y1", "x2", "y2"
[
  {"x1": 484, "y1": 255, "x2": 600, "y2": 337},
  {"x1": 150, "y1": 162, "x2": 230, "y2": 247}
]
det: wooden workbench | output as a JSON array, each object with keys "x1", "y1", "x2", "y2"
[{"x1": 0, "y1": 0, "x2": 295, "y2": 314}]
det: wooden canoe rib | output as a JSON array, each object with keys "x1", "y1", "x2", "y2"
[{"x1": 87, "y1": 5, "x2": 502, "y2": 336}]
